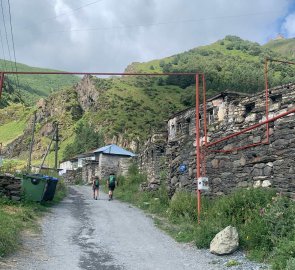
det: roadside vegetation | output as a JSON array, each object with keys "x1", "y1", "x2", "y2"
[
  {"x1": 116, "y1": 164, "x2": 295, "y2": 270},
  {"x1": 0, "y1": 171, "x2": 67, "y2": 257}
]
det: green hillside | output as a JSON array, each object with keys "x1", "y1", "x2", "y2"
[
  {"x1": 1, "y1": 35, "x2": 295, "y2": 165},
  {"x1": 0, "y1": 59, "x2": 80, "y2": 107},
  {"x1": 263, "y1": 38, "x2": 295, "y2": 59}
]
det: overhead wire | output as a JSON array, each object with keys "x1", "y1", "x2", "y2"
[
  {"x1": 33, "y1": 0, "x2": 104, "y2": 25},
  {"x1": 0, "y1": 21, "x2": 8, "y2": 71},
  {"x1": 7, "y1": 0, "x2": 21, "y2": 90},
  {"x1": 47, "y1": 10, "x2": 279, "y2": 34},
  {"x1": 0, "y1": 0, "x2": 13, "y2": 70},
  {"x1": 0, "y1": 0, "x2": 23, "y2": 103}
]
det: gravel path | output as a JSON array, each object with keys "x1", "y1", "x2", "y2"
[{"x1": 1, "y1": 186, "x2": 269, "y2": 270}]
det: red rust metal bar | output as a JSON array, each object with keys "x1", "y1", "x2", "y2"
[
  {"x1": 0, "y1": 71, "x2": 200, "y2": 76},
  {"x1": 195, "y1": 74, "x2": 201, "y2": 224},
  {"x1": 0, "y1": 72, "x2": 4, "y2": 99},
  {"x1": 265, "y1": 59, "x2": 270, "y2": 144},
  {"x1": 267, "y1": 58, "x2": 295, "y2": 65},
  {"x1": 202, "y1": 74, "x2": 208, "y2": 146},
  {"x1": 206, "y1": 108, "x2": 295, "y2": 148},
  {"x1": 208, "y1": 142, "x2": 265, "y2": 153}
]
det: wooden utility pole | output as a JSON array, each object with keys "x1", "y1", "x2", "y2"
[
  {"x1": 39, "y1": 125, "x2": 56, "y2": 171},
  {"x1": 27, "y1": 111, "x2": 37, "y2": 172},
  {"x1": 54, "y1": 122, "x2": 59, "y2": 171}
]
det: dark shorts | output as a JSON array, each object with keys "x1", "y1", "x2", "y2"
[
  {"x1": 93, "y1": 185, "x2": 99, "y2": 190},
  {"x1": 108, "y1": 185, "x2": 115, "y2": 191}
]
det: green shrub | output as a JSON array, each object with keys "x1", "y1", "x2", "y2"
[
  {"x1": 168, "y1": 191, "x2": 197, "y2": 222},
  {"x1": 271, "y1": 239, "x2": 295, "y2": 270},
  {"x1": 286, "y1": 257, "x2": 295, "y2": 270}
]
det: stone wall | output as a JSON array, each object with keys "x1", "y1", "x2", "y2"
[
  {"x1": 82, "y1": 161, "x2": 99, "y2": 184},
  {"x1": 98, "y1": 154, "x2": 134, "y2": 179},
  {"x1": 0, "y1": 174, "x2": 22, "y2": 200},
  {"x1": 139, "y1": 132, "x2": 167, "y2": 191},
  {"x1": 63, "y1": 169, "x2": 82, "y2": 184},
  {"x1": 140, "y1": 83, "x2": 295, "y2": 198}
]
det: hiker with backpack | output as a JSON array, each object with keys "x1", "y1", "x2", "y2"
[
  {"x1": 92, "y1": 176, "x2": 100, "y2": 200},
  {"x1": 107, "y1": 173, "x2": 116, "y2": 201}
]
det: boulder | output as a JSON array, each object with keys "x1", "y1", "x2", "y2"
[{"x1": 210, "y1": 226, "x2": 239, "y2": 255}]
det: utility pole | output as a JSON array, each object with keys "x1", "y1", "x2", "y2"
[
  {"x1": 27, "y1": 111, "x2": 37, "y2": 172},
  {"x1": 39, "y1": 125, "x2": 56, "y2": 171},
  {"x1": 54, "y1": 122, "x2": 59, "y2": 171}
]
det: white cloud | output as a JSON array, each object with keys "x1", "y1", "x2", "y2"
[
  {"x1": 1, "y1": 0, "x2": 293, "y2": 72},
  {"x1": 282, "y1": 12, "x2": 295, "y2": 37}
]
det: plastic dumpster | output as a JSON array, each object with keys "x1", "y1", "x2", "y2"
[
  {"x1": 22, "y1": 174, "x2": 48, "y2": 202},
  {"x1": 43, "y1": 176, "x2": 59, "y2": 201}
]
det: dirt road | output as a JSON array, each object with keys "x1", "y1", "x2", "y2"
[{"x1": 1, "y1": 186, "x2": 267, "y2": 270}]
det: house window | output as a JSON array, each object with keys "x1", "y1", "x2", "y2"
[
  {"x1": 177, "y1": 122, "x2": 182, "y2": 133},
  {"x1": 270, "y1": 94, "x2": 282, "y2": 103},
  {"x1": 151, "y1": 150, "x2": 154, "y2": 161},
  {"x1": 171, "y1": 124, "x2": 175, "y2": 134},
  {"x1": 186, "y1": 118, "x2": 191, "y2": 134},
  {"x1": 207, "y1": 109, "x2": 214, "y2": 125},
  {"x1": 244, "y1": 102, "x2": 255, "y2": 115}
]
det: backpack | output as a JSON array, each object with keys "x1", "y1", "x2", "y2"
[
  {"x1": 109, "y1": 175, "x2": 116, "y2": 185},
  {"x1": 95, "y1": 179, "x2": 99, "y2": 186}
]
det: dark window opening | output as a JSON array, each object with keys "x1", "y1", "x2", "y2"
[
  {"x1": 207, "y1": 109, "x2": 214, "y2": 125},
  {"x1": 177, "y1": 122, "x2": 182, "y2": 133},
  {"x1": 245, "y1": 102, "x2": 255, "y2": 115},
  {"x1": 186, "y1": 118, "x2": 191, "y2": 133},
  {"x1": 270, "y1": 94, "x2": 282, "y2": 103},
  {"x1": 151, "y1": 150, "x2": 154, "y2": 161}
]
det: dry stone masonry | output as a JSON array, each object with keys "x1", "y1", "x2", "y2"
[
  {"x1": 0, "y1": 174, "x2": 22, "y2": 201},
  {"x1": 139, "y1": 83, "x2": 295, "y2": 198}
]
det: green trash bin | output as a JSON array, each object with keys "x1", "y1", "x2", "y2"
[{"x1": 22, "y1": 174, "x2": 48, "y2": 202}]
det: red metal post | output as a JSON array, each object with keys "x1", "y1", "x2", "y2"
[
  {"x1": 265, "y1": 59, "x2": 270, "y2": 143},
  {"x1": 0, "y1": 72, "x2": 4, "y2": 100},
  {"x1": 195, "y1": 74, "x2": 201, "y2": 224},
  {"x1": 202, "y1": 74, "x2": 207, "y2": 146}
]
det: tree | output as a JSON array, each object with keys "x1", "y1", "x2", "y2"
[{"x1": 63, "y1": 120, "x2": 104, "y2": 160}]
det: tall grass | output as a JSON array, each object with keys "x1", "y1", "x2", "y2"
[
  {"x1": 0, "y1": 173, "x2": 68, "y2": 257},
  {"x1": 115, "y1": 164, "x2": 295, "y2": 269}
]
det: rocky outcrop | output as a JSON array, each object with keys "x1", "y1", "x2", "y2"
[
  {"x1": 210, "y1": 226, "x2": 239, "y2": 255},
  {"x1": 0, "y1": 174, "x2": 22, "y2": 201}
]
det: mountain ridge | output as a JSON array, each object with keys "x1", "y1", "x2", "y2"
[{"x1": 1, "y1": 35, "x2": 295, "y2": 168}]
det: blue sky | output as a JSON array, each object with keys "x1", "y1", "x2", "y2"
[{"x1": 0, "y1": 0, "x2": 294, "y2": 72}]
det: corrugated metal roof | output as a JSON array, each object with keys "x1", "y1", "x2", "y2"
[{"x1": 93, "y1": 144, "x2": 136, "y2": 157}]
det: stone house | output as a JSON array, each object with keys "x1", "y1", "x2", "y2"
[
  {"x1": 61, "y1": 144, "x2": 136, "y2": 184},
  {"x1": 140, "y1": 83, "x2": 295, "y2": 198},
  {"x1": 94, "y1": 144, "x2": 136, "y2": 180}
]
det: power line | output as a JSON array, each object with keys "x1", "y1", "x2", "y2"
[
  {"x1": 47, "y1": 11, "x2": 278, "y2": 34},
  {"x1": 38, "y1": 0, "x2": 104, "y2": 24},
  {"x1": 0, "y1": 0, "x2": 22, "y2": 103},
  {"x1": 0, "y1": 0, "x2": 16, "y2": 86},
  {"x1": 0, "y1": 21, "x2": 8, "y2": 71},
  {"x1": 0, "y1": 0, "x2": 13, "y2": 70},
  {"x1": 7, "y1": 0, "x2": 20, "y2": 91}
]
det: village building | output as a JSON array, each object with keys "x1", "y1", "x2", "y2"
[
  {"x1": 61, "y1": 144, "x2": 136, "y2": 184},
  {"x1": 139, "y1": 83, "x2": 295, "y2": 199}
]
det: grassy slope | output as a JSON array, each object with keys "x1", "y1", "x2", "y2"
[
  {"x1": 89, "y1": 77, "x2": 185, "y2": 139},
  {"x1": 0, "y1": 59, "x2": 80, "y2": 105},
  {"x1": 0, "y1": 104, "x2": 32, "y2": 146},
  {"x1": 263, "y1": 38, "x2": 295, "y2": 59},
  {"x1": 2, "y1": 36, "x2": 295, "y2": 162}
]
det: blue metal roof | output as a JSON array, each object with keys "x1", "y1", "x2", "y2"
[{"x1": 93, "y1": 144, "x2": 136, "y2": 157}]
